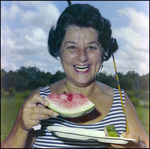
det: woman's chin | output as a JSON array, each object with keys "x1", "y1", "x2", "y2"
[{"x1": 73, "y1": 78, "x2": 94, "y2": 87}]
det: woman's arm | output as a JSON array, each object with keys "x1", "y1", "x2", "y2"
[
  {"x1": 124, "y1": 92, "x2": 149, "y2": 147},
  {"x1": 1, "y1": 106, "x2": 32, "y2": 148},
  {"x1": 110, "y1": 92, "x2": 149, "y2": 148},
  {"x1": 1, "y1": 124, "x2": 37, "y2": 148},
  {"x1": 25, "y1": 129, "x2": 37, "y2": 148},
  {"x1": 1, "y1": 90, "x2": 39, "y2": 148},
  {"x1": 1, "y1": 89, "x2": 58, "y2": 148}
]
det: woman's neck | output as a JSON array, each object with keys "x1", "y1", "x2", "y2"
[{"x1": 62, "y1": 78, "x2": 99, "y2": 97}]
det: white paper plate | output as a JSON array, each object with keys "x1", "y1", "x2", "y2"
[{"x1": 47, "y1": 126, "x2": 136, "y2": 145}]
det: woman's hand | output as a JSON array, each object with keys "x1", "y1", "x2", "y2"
[
  {"x1": 110, "y1": 132, "x2": 147, "y2": 148},
  {"x1": 19, "y1": 93, "x2": 59, "y2": 131}
]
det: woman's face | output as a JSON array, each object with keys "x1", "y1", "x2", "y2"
[{"x1": 60, "y1": 26, "x2": 103, "y2": 87}]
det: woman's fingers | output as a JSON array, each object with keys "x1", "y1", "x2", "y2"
[
  {"x1": 30, "y1": 107, "x2": 59, "y2": 120},
  {"x1": 122, "y1": 132, "x2": 141, "y2": 146},
  {"x1": 29, "y1": 113, "x2": 51, "y2": 121},
  {"x1": 22, "y1": 119, "x2": 41, "y2": 130},
  {"x1": 21, "y1": 93, "x2": 59, "y2": 131},
  {"x1": 110, "y1": 132, "x2": 141, "y2": 148},
  {"x1": 27, "y1": 94, "x2": 49, "y2": 107},
  {"x1": 35, "y1": 105, "x2": 59, "y2": 117}
]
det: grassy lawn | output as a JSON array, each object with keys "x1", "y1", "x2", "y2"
[
  {"x1": 1, "y1": 98, "x2": 25, "y2": 142},
  {"x1": 1, "y1": 98, "x2": 149, "y2": 142},
  {"x1": 135, "y1": 107, "x2": 149, "y2": 137}
]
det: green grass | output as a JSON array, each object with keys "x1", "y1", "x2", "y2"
[
  {"x1": 135, "y1": 107, "x2": 149, "y2": 137},
  {"x1": 1, "y1": 98, "x2": 25, "y2": 142},
  {"x1": 1, "y1": 98, "x2": 149, "y2": 142}
]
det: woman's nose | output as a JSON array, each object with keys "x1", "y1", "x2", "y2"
[{"x1": 77, "y1": 49, "x2": 89, "y2": 63}]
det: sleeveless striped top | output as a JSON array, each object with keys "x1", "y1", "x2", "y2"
[{"x1": 32, "y1": 86, "x2": 126, "y2": 148}]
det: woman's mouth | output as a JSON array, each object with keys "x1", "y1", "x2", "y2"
[{"x1": 73, "y1": 65, "x2": 90, "y2": 73}]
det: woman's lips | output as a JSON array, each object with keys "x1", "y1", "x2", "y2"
[{"x1": 73, "y1": 65, "x2": 91, "y2": 73}]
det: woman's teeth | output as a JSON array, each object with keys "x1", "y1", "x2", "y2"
[{"x1": 73, "y1": 65, "x2": 90, "y2": 72}]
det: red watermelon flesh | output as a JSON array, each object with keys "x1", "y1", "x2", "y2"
[{"x1": 45, "y1": 92, "x2": 95, "y2": 118}]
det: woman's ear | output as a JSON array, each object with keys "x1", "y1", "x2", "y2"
[
  {"x1": 58, "y1": 48, "x2": 62, "y2": 60},
  {"x1": 58, "y1": 56, "x2": 62, "y2": 64}
]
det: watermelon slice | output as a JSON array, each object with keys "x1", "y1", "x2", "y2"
[{"x1": 45, "y1": 92, "x2": 95, "y2": 118}]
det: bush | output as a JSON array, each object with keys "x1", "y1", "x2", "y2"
[
  {"x1": 22, "y1": 90, "x2": 31, "y2": 99},
  {"x1": 9, "y1": 87, "x2": 16, "y2": 97},
  {"x1": 140, "y1": 101, "x2": 149, "y2": 108},
  {"x1": 1, "y1": 88, "x2": 9, "y2": 98},
  {"x1": 125, "y1": 90, "x2": 135, "y2": 99},
  {"x1": 142, "y1": 103, "x2": 149, "y2": 108},
  {"x1": 15, "y1": 90, "x2": 31, "y2": 100},
  {"x1": 130, "y1": 97, "x2": 140, "y2": 107}
]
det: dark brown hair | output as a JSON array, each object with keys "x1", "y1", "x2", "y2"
[{"x1": 48, "y1": 4, "x2": 118, "y2": 61}]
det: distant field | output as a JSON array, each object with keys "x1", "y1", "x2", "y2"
[
  {"x1": 1, "y1": 98, "x2": 25, "y2": 142},
  {"x1": 135, "y1": 107, "x2": 149, "y2": 137},
  {"x1": 1, "y1": 98, "x2": 149, "y2": 142}
]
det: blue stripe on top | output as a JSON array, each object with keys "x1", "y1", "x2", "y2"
[{"x1": 32, "y1": 86, "x2": 126, "y2": 148}]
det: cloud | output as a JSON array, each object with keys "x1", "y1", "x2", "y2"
[
  {"x1": 118, "y1": 7, "x2": 149, "y2": 31},
  {"x1": 113, "y1": 7, "x2": 149, "y2": 50},
  {"x1": 1, "y1": 4, "x2": 21, "y2": 22},
  {"x1": 1, "y1": 2, "x2": 60, "y2": 73},
  {"x1": 23, "y1": 58, "x2": 60, "y2": 74},
  {"x1": 111, "y1": 7, "x2": 149, "y2": 75},
  {"x1": 15, "y1": 1, "x2": 60, "y2": 30},
  {"x1": 23, "y1": 60, "x2": 47, "y2": 69},
  {"x1": 1, "y1": 58, "x2": 19, "y2": 72},
  {"x1": 13, "y1": 1, "x2": 51, "y2": 8}
]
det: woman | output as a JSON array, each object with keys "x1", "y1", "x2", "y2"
[{"x1": 1, "y1": 4, "x2": 149, "y2": 148}]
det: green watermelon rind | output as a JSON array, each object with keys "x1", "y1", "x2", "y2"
[
  {"x1": 45, "y1": 96, "x2": 95, "y2": 118},
  {"x1": 48, "y1": 103, "x2": 95, "y2": 118},
  {"x1": 59, "y1": 106, "x2": 95, "y2": 118}
]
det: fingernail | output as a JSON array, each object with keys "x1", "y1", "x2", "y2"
[
  {"x1": 45, "y1": 101, "x2": 49, "y2": 106},
  {"x1": 53, "y1": 112, "x2": 59, "y2": 117}
]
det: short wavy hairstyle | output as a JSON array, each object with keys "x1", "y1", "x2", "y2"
[{"x1": 48, "y1": 3, "x2": 118, "y2": 62}]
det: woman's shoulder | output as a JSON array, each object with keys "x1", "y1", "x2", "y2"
[
  {"x1": 96, "y1": 81, "x2": 114, "y2": 97},
  {"x1": 48, "y1": 80, "x2": 64, "y2": 93},
  {"x1": 26, "y1": 88, "x2": 40, "y2": 100}
]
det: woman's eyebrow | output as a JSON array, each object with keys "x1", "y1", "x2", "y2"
[
  {"x1": 64, "y1": 41, "x2": 100, "y2": 47},
  {"x1": 87, "y1": 41, "x2": 100, "y2": 47},
  {"x1": 64, "y1": 41, "x2": 77, "y2": 46}
]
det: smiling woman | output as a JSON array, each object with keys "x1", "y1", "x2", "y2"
[
  {"x1": 60, "y1": 26, "x2": 102, "y2": 86},
  {"x1": 1, "y1": 3, "x2": 149, "y2": 149}
]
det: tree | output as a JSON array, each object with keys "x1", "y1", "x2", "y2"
[
  {"x1": 96, "y1": 72, "x2": 117, "y2": 88},
  {"x1": 2, "y1": 70, "x2": 18, "y2": 91},
  {"x1": 15, "y1": 76, "x2": 29, "y2": 91},
  {"x1": 120, "y1": 77, "x2": 133, "y2": 90},
  {"x1": 117, "y1": 72, "x2": 124, "y2": 80},
  {"x1": 139, "y1": 73, "x2": 149, "y2": 91},
  {"x1": 1, "y1": 67, "x2": 149, "y2": 92},
  {"x1": 45, "y1": 72, "x2": 52, "y2": 84},
  {"x1": 96, "y1": 72, "x2": 107, "y2": 82},
  {"x1": 126, "y1": 71, "x2": 140, "y2": 89},
  {"x1": 50, "y1": 71, "x2": 66, "y2": 84},
  {"x1": 17, "y1": 66, "x2": 41, "y2": 90},
  {"x1": 1, "y1": 69, "x2": 7, "y2": 79},
  {"x1": 9, "y1": 87, "x2": 16, "y2": 97}
]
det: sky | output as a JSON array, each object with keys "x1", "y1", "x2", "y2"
[{"x1": 1, "y1": 1, "x2": 149, "y2": 76}]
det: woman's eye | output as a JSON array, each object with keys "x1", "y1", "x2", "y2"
[
  {"x1": 67, "y1": 46, "x2": 76, "y2": 50},
  {"x1": 87, "y1": 46, "x2": 97, "y2": 50}
]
